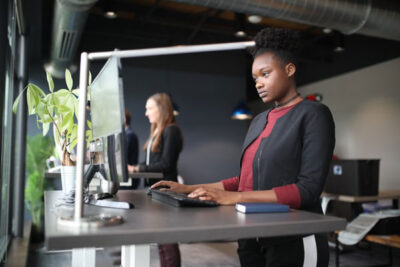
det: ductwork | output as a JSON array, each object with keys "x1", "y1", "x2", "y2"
[
  {"x1": 171, "y1": 0, "x2": 400, "y2": 41},
  {"x1": 45, "y1": 0, "x2": 98, "y2": 78},
  {"x1": 46, "y1": 0, "x2": 399, "y2": 78}
]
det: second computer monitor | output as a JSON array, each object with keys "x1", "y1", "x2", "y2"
[{"x1": 90, "y1": 56, "x2": 128, "y2": 183}]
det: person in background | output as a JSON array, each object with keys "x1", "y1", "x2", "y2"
[
  {"x1": 151, "y1": 28, "x2": 335, "y2": 267},
  {"x1": 128, "y1": 93, "x2": 183, "y2": 267},
  {"x1": 124, "y1": 110, "x2": 139, "y2": 189}
]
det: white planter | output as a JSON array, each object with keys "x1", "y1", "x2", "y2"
[{"x1": 61, "y1": 166, "x2": 76, "y2": 194}]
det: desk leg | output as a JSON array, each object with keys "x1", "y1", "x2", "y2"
[
  {"x1": 393, "y1": 198, "x2": 398, "y2": 209},
  {"x1": 121, "y1": 244, "x2": 150, "y2": 267},
  {"x1": 335, "y1": 235, "x2": 340, "y2": 267},
  {"x1": 72, "y1": 248, "x2": 96, "y2": 267}
]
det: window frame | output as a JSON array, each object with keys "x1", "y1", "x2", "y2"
[{"x1": 0, "y1": 0, "x2": 17, "y2": 260}]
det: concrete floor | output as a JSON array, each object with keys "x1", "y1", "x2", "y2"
[{"x1": 29, "y1": 241, "x2": 400, "y2": 267}]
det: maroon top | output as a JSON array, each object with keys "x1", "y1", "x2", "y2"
[{"x1": 222, "y1": 102, "x2": 302, "y2": 208}]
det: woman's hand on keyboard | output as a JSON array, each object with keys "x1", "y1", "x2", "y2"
[
  {"x1": 188, "y1": 187, "x2": 239, "y2": 205},
  {"x1": 151, "y1": 180, "x2": 191, "y2": 194}
]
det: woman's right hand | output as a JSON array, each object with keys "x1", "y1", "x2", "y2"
[{"x1": 151, "y1": 180, "x2": 191, "y2": 194}]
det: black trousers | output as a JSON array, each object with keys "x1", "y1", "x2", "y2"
[{"x1": 237, "y1": 234, "x2": 329, "y2": 267}]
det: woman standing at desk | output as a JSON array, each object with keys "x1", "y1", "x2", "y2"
[
  {"x1": 152, "y1": 28, "x2": 335, "y2": 267},
  {"x1": 129, "y1": 92, "x2": 183, "y2": 267}
]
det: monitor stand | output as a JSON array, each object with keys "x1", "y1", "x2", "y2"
[
  {"x1": 57, "y1": 164, "x2": 131, "y2": 229},
  {"x1": 85, "y1": 164, "x2": 135, "y2": 209}
]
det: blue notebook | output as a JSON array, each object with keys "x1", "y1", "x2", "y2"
[{"x1": 235, "y1": 202, "x2": 290, "y2": 213}]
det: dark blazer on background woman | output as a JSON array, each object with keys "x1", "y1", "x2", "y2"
[{"x1": 139, "y1": 124, "x2": 183, "y2": 185}]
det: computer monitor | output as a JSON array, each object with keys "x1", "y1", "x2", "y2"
[{"x1": 89, "y1": 56, "x2": 128, "y2": 184}]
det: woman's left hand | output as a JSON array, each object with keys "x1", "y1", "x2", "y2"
[
  {"x1": 127, "y1": 165, "x2": 140, "y2": 173},
  {"x1": 188, "y1": 187, "x2": 240, "y2": 205}
]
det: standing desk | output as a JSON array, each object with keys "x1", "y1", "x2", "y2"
[{"x1": 45, "y1": 190, "x2": 346, "y2": 267}]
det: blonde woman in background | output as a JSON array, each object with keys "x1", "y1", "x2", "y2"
[{"x1": 129, "y1": 92, "x2": 183, "y2": 267}]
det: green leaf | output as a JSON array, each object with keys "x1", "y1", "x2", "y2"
[
  {"x1": 53, "y1": 90, "x2": 69, "y2": 106},
  {"x1": 24, "y1": 167, "x2": 48, "y2": 228},
  {"x1": 66, "y1": 93, "x2": 78, "y2": 117},
  {"x1": 60, "y1": 112, "x2": 73, "y2": 133},
  {"x1": 36, "y1": 101, "x2": 53, "y2": 123},
  {"x1": 27, "y1": 85, "x2": 39, "y2": 115},
  {"x1": 74, "y1": 98, "x2": 79, "y2": 117},
  {"x1": 45, "y1": 93, "x2": 58, "y2": 107},
  {"x1": 86, "y1": 129, "x2": 92, "y2": 146},
  {"x1": 46, "y1": 72, "x2": 54, "y2": 92},
  {"x1": 87, "y1": 120, "x2": 92, "y2": 129},
  {"x1": 53, "y1": 89, "x2": 77, "y2": 119},
  {"x1": 25, "y1": 135, "x2": 54, "y2": 174},
  {"x1": 65, "y1": 69, "x2": 73, "y2": 91},
  {"x1": 12, "y1": 89, "x2": 26, "y2": 114},
  {"x1": 70, "y1": 138, "x2": 78, "y2": 151},
  {"x1": 53, "y1": 89, "x2": 70, "y2": 98},
  {"x1": 47, "y1": 104, "x2": 54, "y2": 118},
  {"x1": 69, "y1": 125, "x2": 78, "y2": 150},
  {"x1": 68, "y1": 119, "x2": 75, "y2": 135},
  {"x1": 57, "y1": 104, "x2": 73, "y2": 114},
  {"x1": 42, "y1": 122, "x2": 50, "y2": 136},
  {"x1": 30, "y1": 83, "x2": 45, "y2": 97}
]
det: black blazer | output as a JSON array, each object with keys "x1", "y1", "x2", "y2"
[
  {"x1": 125, "y1": 127, "x2": 139, "y2": 165},
  {"x1": 242, "y1": 100, "x2": 335, "y2": 213},
  {"x1": 139, "y1": 124, "x2": 183, "y2": 184}
]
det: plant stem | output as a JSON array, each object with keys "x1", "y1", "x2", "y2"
[{"x1": 45, "y1": 107, "x2": 62, "y2": 138}]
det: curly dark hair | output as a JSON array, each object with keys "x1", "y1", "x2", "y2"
[{"x1": 249, "y1": 27, "x2": 300, "y2": 66}]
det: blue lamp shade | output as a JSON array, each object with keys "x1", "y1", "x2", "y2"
[
  {"x1": 232, "y1": 101, "x2": 252, "y2": 120},
  {"x1": 173, "y1": 102, "x2": 180, "y2": 116}
]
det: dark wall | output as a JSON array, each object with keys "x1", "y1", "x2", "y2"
[{"x1": 28, "y1": 50, "x2": 250, "y2": 184}]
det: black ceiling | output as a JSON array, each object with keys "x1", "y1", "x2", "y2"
[{"x1": 35, "y1": 0, "x2": 400, "y2": 86}]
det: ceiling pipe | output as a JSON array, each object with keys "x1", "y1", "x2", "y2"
[
  {"x1": 46, "y1": 0, "x2": 399, "y2": 78},
  {"x1": 45, "y1": 0, "x2": 98, "y2": 78},
  {"x1": 170, "y1": 0, "x2": 400, "y2": 42}
]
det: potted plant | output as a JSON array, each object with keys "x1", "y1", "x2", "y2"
[
  {"x1": 25, "y1": 134, "x2": 55, "y2": 242},
  {"x1": 13, "y1": 69, "x2": 92, "y2": 193}
]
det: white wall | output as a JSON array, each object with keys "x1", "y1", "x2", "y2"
[{"x1": 299, "y1": 57, "x2": 400, "y2": 190}]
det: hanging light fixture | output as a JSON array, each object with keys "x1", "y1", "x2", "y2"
[
  {"x1": 101, "y1": 0, "x2": 118, "y2": 19},
  {"x1": 333, "y1": 32, "x2": 345, "y2": 53},
  {"x1": 248, "y1": 15, "x2": 262, "y2": 24},
  {"x1": 232, "y1": 101, "x2": 252, "y2": 120},
  {"x1": 173, "y1": 102, "x2": 180, "y2": 116},
  {"x1": 234, "y1": 13, "x2": 247, "y2": 38}
]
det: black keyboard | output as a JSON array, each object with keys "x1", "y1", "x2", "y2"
[{"x1": 149, "y1": 189, "x2": 219, "y2": 207}]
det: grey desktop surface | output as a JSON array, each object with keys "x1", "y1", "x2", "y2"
[
  {"x1": 129, "y1": 172, "x2": 163, "y2": 178},
  {"x1": 45, "y1": 190, "x2": 346, "y2": 250},
  {"x1": 45, "y1": 171, "x2": 163, "y2": 179}
]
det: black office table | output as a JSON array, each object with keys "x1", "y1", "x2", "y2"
[{"x1": 45, "y1": 190, "x2": 346, "y2": 267}]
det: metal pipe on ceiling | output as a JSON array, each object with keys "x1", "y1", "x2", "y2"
[
  {"x1": 46, "y1": 0, "x2": 400, "y2": 78},
  {"x1": 45, "y1": 0, "x2": 98, "y2": 78},
  {"x1": 170, "y1": 0, "x2": 400, "y2": 41}
]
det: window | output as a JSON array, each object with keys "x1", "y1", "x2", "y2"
[{"x1": 0, "y1": 0, "x2": 17, "y2": 260}]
